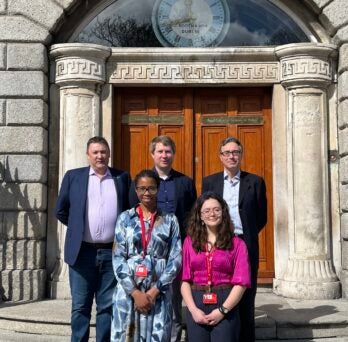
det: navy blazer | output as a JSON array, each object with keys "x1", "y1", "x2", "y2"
[
  {"x1": 55, "y1": 166, "x2": 131, "y2": 266},
  {"x1": 129, "y1": 169, "x2": 197, "y2": 239},
  {"x1": 202, "y1": 171, "x2": 267, "y2": 273}
]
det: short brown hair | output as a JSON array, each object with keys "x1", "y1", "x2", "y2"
[
  {"x1": 86, "y1": 136, "x2": 110, "y2": 152},
  {"x1": 149, "y1": 135, "x2": 176, "y2": 154},
  {"x1": 220, "y1": 137, "x2": 243, "y2": 154}
]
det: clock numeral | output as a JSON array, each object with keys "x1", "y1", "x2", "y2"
[
  {"x1": 209, "y1": 27, "x2": 216, "y2": 34},
  {"x1": 174, "y1": 35, "x2": 181, "y2": 44},
  {"x1": 213, "y1": 16, "x2": 222, "y2": 20},
  {"x1": 210, "y1": 1, "x2": 219, "y2": 8}
]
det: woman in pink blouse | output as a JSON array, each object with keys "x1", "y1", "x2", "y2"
[{"x1": 181, "y1": 192, "x2": 251, "y2": 342}]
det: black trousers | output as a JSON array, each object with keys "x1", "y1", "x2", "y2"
[
  {"x1": 239, "y1": 268, "x2": 258, "y2": 342},
  {"x1": 186, "y1": 288, "x2": 240, "y2": 342}
]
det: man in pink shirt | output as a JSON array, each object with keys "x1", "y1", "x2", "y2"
[{"x1": 55, "y1": 136, "x2": 130, "y2": 342}]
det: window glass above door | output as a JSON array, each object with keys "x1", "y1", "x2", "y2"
[{"x1": 73, "y1": 0, "x2": 311, "y2": 47}]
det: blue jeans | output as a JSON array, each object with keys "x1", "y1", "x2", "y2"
[{"x1": 69, "y1": 244, "x2": 116, "y2": 342}]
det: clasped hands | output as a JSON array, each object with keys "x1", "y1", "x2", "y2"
[
  {"x1": 132, "y1": 287, "x2": 160, "y2": 314},
  {"x1": 191, "y1": 307, "x2": 224, "y2": 326}
]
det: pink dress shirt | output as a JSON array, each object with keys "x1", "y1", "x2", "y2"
[
  {"x1": 181, "y1": 236, "x2": 251, "y2": 287},
  {"x1": 83, "y1": 167, "x2": 118, "y2": 243}
]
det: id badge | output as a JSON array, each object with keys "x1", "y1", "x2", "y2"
[
  {"x1": 135, "y1": 265, "x2": 148, "y2": 277},
  {"x1": 202, "y1": 292, "x2": 217, "y2": 304}
]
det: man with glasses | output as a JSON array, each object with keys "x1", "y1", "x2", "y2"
[
  {"x1": 202, "y1": 136, "x2": 267, "y2": 342},
  {"x1": 129, "y1": 135, "x2": 197, "y2": 342}
]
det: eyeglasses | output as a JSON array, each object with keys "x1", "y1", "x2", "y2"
[
  {"x1": 220, "y1": 150, "x2": 242, "y2": 157},
  {"x1": 201, "y1": 208, "x2": 222, "y2": 217},
  {"x1": 135, "y1": 186, "x2": 158, "y2": 195}
]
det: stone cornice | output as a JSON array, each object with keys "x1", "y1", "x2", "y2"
[{"x1": 109, "y1": 47, "x2": 277, "y2": 63}]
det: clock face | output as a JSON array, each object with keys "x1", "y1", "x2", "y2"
[{"x1": 152, "y1": 0, "x2": 230, "y2": 47}]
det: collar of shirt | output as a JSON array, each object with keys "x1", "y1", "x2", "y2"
[
  {"x1": 224, "y1": 170, "x2": 241, "y2": 184},
  {"x1": 89, "y1": 166, "x2": 112, "y2": 178},
  {"x1": 153, "y1": 168, "x2": 173, "y2": 181}
]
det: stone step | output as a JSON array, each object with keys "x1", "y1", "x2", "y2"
[{"x1": 0, "y1": 292, "x2": 347, "y2": 341}]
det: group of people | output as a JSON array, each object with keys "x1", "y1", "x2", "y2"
[{"x1": 55, "y1": 134, "x2": 267, "y2": 342}]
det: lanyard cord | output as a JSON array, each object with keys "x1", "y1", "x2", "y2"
[
  {"x1": 205, "y1": 242, "x2": 215, "y2": 291},
  {"x1": 138, "y1": 206, "x2": 156, "y2": 257}
]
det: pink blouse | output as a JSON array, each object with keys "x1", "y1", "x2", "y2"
[{"x1": 181, "y1": 236, "x2": 251, "y2": 287}]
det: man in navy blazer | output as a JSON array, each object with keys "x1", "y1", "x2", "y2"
[
  {"x1": 202, "y1": 137, "x2": 267, "y2": 342},
  {"x1": 129, "y1": 135, "x2": 197, "y2": 342},
  {"x1": 55, "y1": 136, "x2": 130, "y2": 342}
]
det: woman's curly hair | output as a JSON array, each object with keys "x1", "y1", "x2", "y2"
[{"x1": 187, "y1": 191, "x2": 234, "y2": 252}]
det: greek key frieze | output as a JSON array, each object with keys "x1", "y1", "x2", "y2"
[
  {"x1": 109, "y1": 63, "x2": 279, "y2": 83},
  {"x1": 281, "y1": 59, "x2": 331, "y2": 81},
  {"x1": 56, "y1": 58, "x2": 105, "y2": 83}
]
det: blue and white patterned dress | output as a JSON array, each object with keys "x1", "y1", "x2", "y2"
[{"x1": 111, "y1": 206, "x2": 182, "y2": 342}]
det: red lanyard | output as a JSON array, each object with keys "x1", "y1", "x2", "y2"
[
  {"x1": 205, "y1": 243, "x2": 215, "y2": 289},
  {"x1": 138, "y1": 206, "x2": 156, "y2": 257}
]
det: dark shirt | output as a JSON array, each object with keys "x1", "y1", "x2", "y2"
[{"x1": 156, "y1": 172, "x2": 175, "y2": 215}]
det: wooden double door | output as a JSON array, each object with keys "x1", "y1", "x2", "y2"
[{"x1": 114, "y1": 87, "x2": 274, "y2": 283}]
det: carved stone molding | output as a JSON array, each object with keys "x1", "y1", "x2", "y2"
[
  {"x1": 281, "y1": 58, "x2": 331, "y2": 83},
  {"x1": 283, "y1": 259, "x2": 337, "y2": 282},
  {"x1": 108, "y1": 62, "x2": 279, "y2": 84},
  {"x1": 50, "y1": 43, "x2": 111, "y2": 87},
  {"x1": 275, "y1": 43, "x2": 337, "y2": 87},
  {"x1": 56, "y1": 57, "x2": 105, "y2": 84}
]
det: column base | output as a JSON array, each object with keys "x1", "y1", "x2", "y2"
[
  {"x1": 273, "y1": 278, "x2": 341, "y2": 299},
  {"x1": 340, "y1": 270, "x2": 348, "y2": 298},
  {"x1": 49, "y1": 279, "x2": 71, "y2": 299},
  {"x1": 48, "y1": 258, "x2": 71, "y2": 299}
]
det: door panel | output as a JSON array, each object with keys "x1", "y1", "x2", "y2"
[
  {"x1": 114, "y1": 87, "x2": 274, "y2": 283},
  {"x1": 115, "y1": 88, "x2": 193, "y2": 178}
]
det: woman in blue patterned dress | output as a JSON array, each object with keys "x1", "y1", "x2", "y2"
[{"x1": 111, "y1": 169, "x2": 182, "y2": 342}]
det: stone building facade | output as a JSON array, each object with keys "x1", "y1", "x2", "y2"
[{"x1": 0, "y1": 0, "x2": 348, "y2": 302}]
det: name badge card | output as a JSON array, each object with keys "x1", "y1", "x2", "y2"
[
  {"x1": 203, "y1": 292, "x2": 217, "y2": 304},
  {"x1": 135, "y1": 265, "x2": 148, "y2": 277}
]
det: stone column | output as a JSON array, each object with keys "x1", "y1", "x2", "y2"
[
  {"x1": 274, "y1": 43, "x2": 340, "y2": 299},
  {"x1": 49, "y1": 43, "x2": 110, "y2": 298}
]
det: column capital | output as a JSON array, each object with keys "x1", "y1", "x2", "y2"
[
  {"x1": 50, "y1": 43, "x2": 111, "y2": 87},
  {"x1": 275, "y1": 43, "x2": 337, "y2": 88}
]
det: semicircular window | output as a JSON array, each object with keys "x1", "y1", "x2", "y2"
[{"x1": 73, "y1": 0, "x2": 311, "y2": 47}]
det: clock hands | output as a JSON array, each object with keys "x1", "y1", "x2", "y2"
[{"x1": 169, "y1": 0, "x2": 196, "y2": 26}]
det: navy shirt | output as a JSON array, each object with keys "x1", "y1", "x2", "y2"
[{"x1": 157, "y1": 172, "x2": 175, "y2": 214}]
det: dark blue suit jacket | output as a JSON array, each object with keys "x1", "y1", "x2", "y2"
[
  {"x1": 129, "y1": 169, "x2": 197, "y2": 239},
  {"x1": 55, "y1": 166, "x2": 131, "y2": 266},
  {"x1": 202, "y1": 171, "x2": 267, "y2": 277}
]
